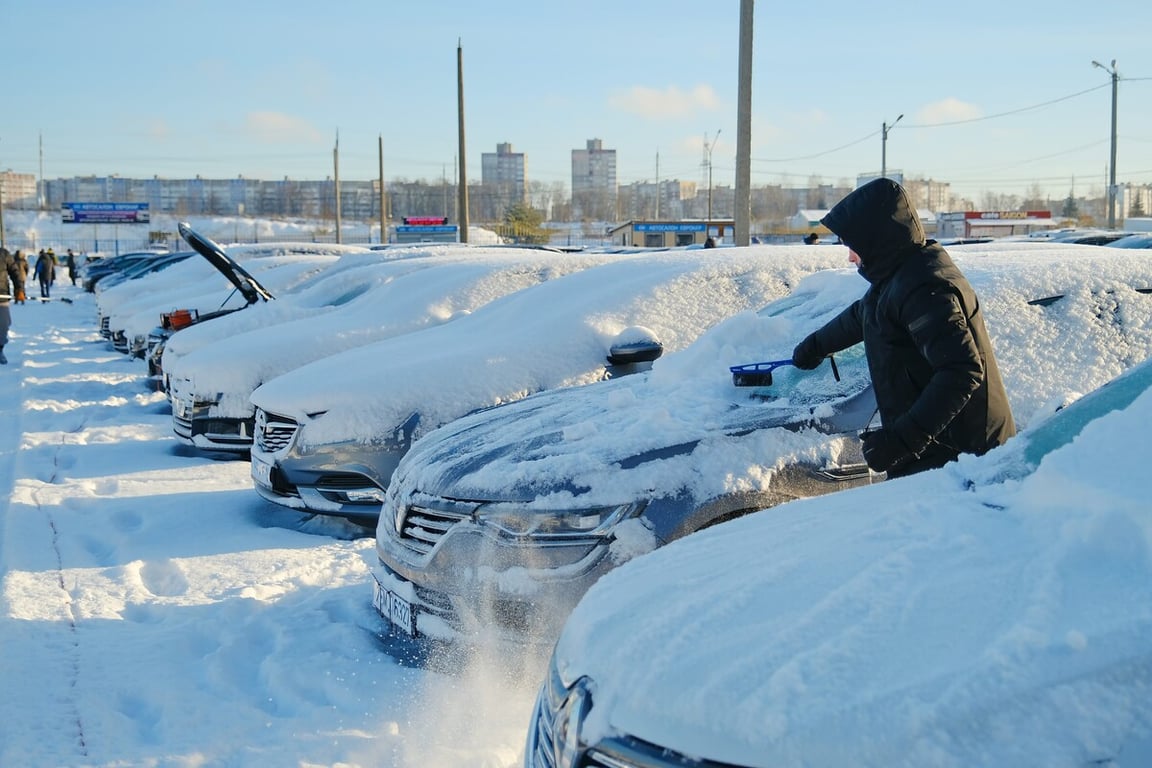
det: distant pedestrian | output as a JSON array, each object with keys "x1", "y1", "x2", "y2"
[
  {"x1": 13, "y1": 250, "x2": 29, "y2": 304},
  {"x1": 34, "y1": 249, "x2": 55, "y2": 299},
  {"x1": 704, "y1": 236, "x2": 717, "y2": 248},
  {"x1": 47, "y1": 248, "x2": 57, "y2": 285},
  {"x1": 67, "y1": 249, "x2": 78, "y2": 285},
  {"x1": 803, "y1": 232, "x2": 820, "y2": 245},
  {"x1": 1, "y1": 247, "x2": 25, "y2": 364}
]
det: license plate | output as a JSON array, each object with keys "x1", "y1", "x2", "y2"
[
  {"x1": 372, "y1": 578, "x2": 416, "y2": 637},
  {"x1": 251, "y1": 456, "x2": 273, "y2": 488}
]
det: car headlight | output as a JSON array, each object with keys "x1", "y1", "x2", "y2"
[
  {"x1": 554, "y1": 676, "x2": 593, "y2": 768},
  {"x1": 477, "y1": 502, "x2": 642, "y2": 538}
]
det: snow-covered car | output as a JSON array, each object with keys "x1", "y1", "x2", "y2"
[
  {"x1": 249, "y1": 246, "x2": 849, "y2": 523},
  {"x1": 83, "y1": 249, "x2": 169, "y2": 293},
  {"x1": 92, "y1": 250, "x2": 195, "y2": 295},
  {"x1": 526, "y1": 352, "x2": 1152, "y2": 768},
  {"x1": 371, "y1": 244, "x2": 1152, "y2": 643},
  {"x1": 97, "y1": 224, "x2": 371, "y2": 358},
  {"x1": 165, "y1": 245, "x2": 626, "y2": 452}
]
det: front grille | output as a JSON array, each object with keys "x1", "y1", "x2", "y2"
[
  {"x1": 255, "y1": 410, "x2": 298, "y2": 453},
  {"x1": 396, "y1": 497, "x2": 471, "y2": 556},
  {"x1": 99, "y1": 316, "x2": 111, "y2": 338}
]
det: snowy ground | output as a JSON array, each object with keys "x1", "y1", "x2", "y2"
[{"x1": 0, "y1": 283, "x2": 541, "y2": 767}]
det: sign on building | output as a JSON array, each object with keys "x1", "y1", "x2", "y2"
[
  {"x1": 61, "y1": 202, "x2": 150, "y2": 224},
  {"x1": 395, "y1": 217, "x2": 458, "y2": 244}
]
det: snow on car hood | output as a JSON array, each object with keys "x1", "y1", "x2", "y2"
[
  {"x1": 551, "y1": 358, "x2": 1152, "y2": 766},
  {"x1": 249, "y1": 246, "x2": 851, "y2": 445},
  {"x1": 165, "y1": 248, "x2": 637, "y2": 414},
  {"x1": 390, "y1": 271, "x2": 874, "y2": 506},
  {"x1": 387, "y1": 247, "x2": 1152, "y2": 509}
]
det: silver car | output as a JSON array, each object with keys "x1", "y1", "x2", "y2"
[
  {"x1": 249, "y1": 247, "x2": 849, "y2": 524},
  {"x1": 371, "y1": 245, "x2": 1152, "y2": 643}
]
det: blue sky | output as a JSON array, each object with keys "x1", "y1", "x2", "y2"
[{"x1": 3, "y1": 0, "x2": 1150, "y2": 202}]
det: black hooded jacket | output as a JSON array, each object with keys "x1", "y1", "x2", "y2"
[{"x1": 805, "y1": 178, "x2": 1016, "y2": 477}]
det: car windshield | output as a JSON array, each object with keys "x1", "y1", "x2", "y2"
[
  {"x1": 728, "y1": 286, "x2": 873, "y2": 410},
  {"x1": 734, "y1": 344, "x2": 870, "y2": 409},
  {"x1": 1022, "y1": 358, "x2": 1152, "y2": 466}
]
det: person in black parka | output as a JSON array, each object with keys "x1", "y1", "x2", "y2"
[
  {"x1": 1, "y1": 246, "x2": 25, "y2": 364},
  {"x1": 791, "y1": 177, "x2": 1016, "y2": 478}
]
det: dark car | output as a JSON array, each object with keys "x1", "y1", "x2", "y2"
[
  {"x1": 1107, "y1": 233, "x2": 1152, "y2": 249},
  {"x1": 93, "y1": 250, "x2": 195, "y2": 294},
  {"x1": 371, "y1": 245, "x2": 1152, "y2": 644},
  {"x1": 84, "y1": 250, "x2": 170, "y2": 293}
]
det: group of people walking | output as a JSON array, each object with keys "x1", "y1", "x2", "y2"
[
  {"x1": 5, "y1": 247, "x2": 79, "y2": 303},
  {"x1": 0, "y1": 245, "x2": 80, "y2": 365}
]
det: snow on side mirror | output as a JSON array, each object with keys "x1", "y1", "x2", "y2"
[{"x1": 607, "y1": 326, "x2": 663, "y2": 366}]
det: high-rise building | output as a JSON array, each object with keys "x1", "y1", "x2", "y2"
[
  {"x1": 571, "y1": 139, "x2": 617, "y2": 221},
  {"x1": 480, "y1": 142, "x2": 526, "y2": 218},
  {"x1": 0, "y1": 170, "x2": 38, "y2": 209}
]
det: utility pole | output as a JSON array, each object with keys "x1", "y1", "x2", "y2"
[
  {"x1": 1092, "y1": 59, "x2": 1119, "y2": 229},
  {"x1": 705, "y1": 128, "x2": 721, "y2": 237},
  {"x1": 654, "y1": 152, "x2": 660, "y2": 220},
  {"x1": 734, "y1": 0, "x2": 754, "y2": 246},
  {"x1": 881, "y1": 114, "x2": 902, "y2": 179},
  {"x1": 38, "y1": 133, "x2": 44, "y2": 210},
  {"x1": 333, "y1": 131, "x2": 342, "y2": 244},
  {"x1": 378, "y1": 135, "x2": 387, "y2": 245},
  {"x1": 456, "y1": 40, "x2": 469, "y2": 243}
]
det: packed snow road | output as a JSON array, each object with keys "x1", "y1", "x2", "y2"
[{"x1": 0, "y1": 286, "x2": 540, "y2": 767}]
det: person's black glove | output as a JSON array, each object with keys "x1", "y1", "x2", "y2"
[
  {"x1": 860, "y1": 428, "x2": 914, "y2": 473},
  {"x1": 791, "y1": 335, "x2": 823, "y2": 370}
]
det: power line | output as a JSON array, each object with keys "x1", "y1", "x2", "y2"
[
  {"x1": 903, "y1": 83, "x2": 1108, "y2": 128},
  {"x1": 752, "y1": 82, "x2": 1115, "y2": 165}
]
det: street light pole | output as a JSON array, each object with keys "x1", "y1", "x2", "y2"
[
  {"x1": 706, "y1": 128, "x2": 721, "y2": 237},
  {"x1": 1092, "y1": 59, "x2": 1119, "y2": 229},
  {"x1": 881, "y1": 114, "x2": 903, "y2": 179}
]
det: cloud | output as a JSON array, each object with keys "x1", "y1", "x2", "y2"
[
  {"x1": 916, "y1": 98, "x2": 983, "y2": 125},
  {"x1": 242, "y1": 111, "x2": 324, "y2": 144},
  {"x1": 608, "y1": 84, "x2": 721, "y2": 119},
  {"x1": 146, "y1": 119, "x2": 170, "y2": 140}
]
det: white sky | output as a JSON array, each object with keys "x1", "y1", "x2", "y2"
[
  {"x1": 2, "y1": 1, "x2": 1150, "y2": 200},
  {"x1": 2, "y1": 216, "x2": 1152, "y2": 766}
]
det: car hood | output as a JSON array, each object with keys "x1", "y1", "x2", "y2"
[
  {"x1": 178, "y1": 221, "x2": 273, "y2": 305},
  {"x1": 550, "y1": 361, "x2": 1152, "y2": 765},
  {"x1": 389, "y1": 328, "x2": 876, "y2": 507}
]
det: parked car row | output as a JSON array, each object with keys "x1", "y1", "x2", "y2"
[{"x1": 90, "y1": 228, "x2": 1152, "y2": 765}]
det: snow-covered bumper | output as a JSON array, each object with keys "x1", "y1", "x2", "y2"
[
  {"x1": 372, "y1": 491, "x2": 647, "y2": 643},
  {"x1": 170, "y1": 380, "x2": 256, "y2": 453},
  {"x1": 249, "y1": 408, "x2": 411, "y2": 522}
]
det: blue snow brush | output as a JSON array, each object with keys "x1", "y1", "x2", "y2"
[
  {"x1": 730, "y1": 355, "x2": 839, "y2": 386},
  {"x1": 729, "y1": 359, "x2": 794, "y2": 387}
]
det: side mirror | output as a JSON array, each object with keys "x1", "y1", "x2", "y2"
[{"x1": 607, "y1": 326, "x2": 663, "y2": 366}]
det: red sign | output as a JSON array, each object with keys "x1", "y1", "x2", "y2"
[
  {"x1": 963, "y1": 211, "x2": 1051, "y2": 220},
  {"x1": 403, "y1": 216, "x2": 449, "y2": 226}
]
